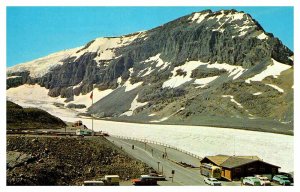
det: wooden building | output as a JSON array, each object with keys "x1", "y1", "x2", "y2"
[{"x1": 200, "y1": 155, "x2": 280, "y2": 181}]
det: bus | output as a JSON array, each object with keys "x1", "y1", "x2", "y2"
[{"x1": 200, "y1": 163, "x2": 222, "y2": 179}]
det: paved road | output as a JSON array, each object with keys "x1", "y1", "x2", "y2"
[{"x1": 107, "y1": 136, "x2": 239, "y2": 186}]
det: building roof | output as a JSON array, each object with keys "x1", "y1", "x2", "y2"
[
  {"x1": 221, "y1": 156, "x2": 258, "y2": 168},
  {"x1": 203, "y1": 155, "x2": 230, "y2": 165},
  {"x1": 201, "y1": 155, "x2": 279, "y2": 169}
]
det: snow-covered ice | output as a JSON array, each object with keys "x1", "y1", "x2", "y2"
[{"x1": 7, "y1": 47, "x2": 80, "y2": 78}]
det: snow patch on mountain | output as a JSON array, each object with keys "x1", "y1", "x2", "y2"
[
  {"x1": 253, "y1": 92, "x2": 262, "y2": 96},
  {"x1": 162, "y1": 61, "x2": 247, "y2": 88},
  {"x1": 257, "y1": 32, "x2": 268, "y2": 40},
  {"x1": 6, "y1": 84, "x2": 59, "y2": 103},
  {"x1": 121, "y1": 68, "x2": 143, "y2": 92},
  {"x1": 245, "y1": 59, "x2": 291, "y2": 83},
  {"x1": 120, "y1": 95, "x2": 148, "y2": 116},
  {"x1": 70, "y1": 88, "x2": 114, "y2": 110},
  {"x1": 194, "y1": 76, "x2": 219, "y2": 88},
  {"x1": 124, "y1": 81, "x2": 143, "y2": 92},
  {"x1": 7, "y1": 47, "x2": 81, "y2": 78},
  {"x1": 222, "y1": 95, "x2": 243, "y2": 108},
  {"x1": 150, "y1": 107, "x2": 185, "y2": 123},
  {"x1": 189, "y1": 12, "x2": 209, "y2": 24},
  {"x1": 207, "y1": 63, "x2": 246, "y2": 80},
  {"x1": 141, "y1": 67, "x2": 155, "y2": 77},
  {"x1": 143, "y1": 54, "x2": 170, "y2": 70},
  {"x1": 7, "y1": 76, "x2": 22, "y2": 79},
  {"x1": 73, "y1": 81, "x2": 83, "y2": 89},
  {"x1": 162, "y1": 61, "x2": 206, "y2": 88},
  {"x1": 6, "y1": 84, "x2": 115, "y2": 112},
  {"x1": 266, "y1": 84, "x2": 284, "y2": 93},
  {"x1": 72, "y1": 33, "x2": 143, "y2": 63}
]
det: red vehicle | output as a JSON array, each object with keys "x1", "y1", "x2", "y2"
[{"x1": 132, "y1": 175, "x2": 158, "y2": 186}]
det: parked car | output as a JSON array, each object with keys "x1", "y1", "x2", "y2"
[
  {"x1": 204, "y1": 177, "x2": 222, "y2": 186},
  {"x1": 255, "y1": 175, "x2": 271, "y2": 186},
  {"x1": 272, "y1": 175, "x2": 291, "y2": 186},
  {"x1": 83, "y1": 180, "x2": 104, "y2": 186},
  {"x1": 279, "y1": 172, "x2": 294, "y2": 183},
  {"x1": 242, "y1": 177, "x2": 261, "y2": 186},
  {"x1": 132, "y1": 175, "x2": 158, "y2": 185}
]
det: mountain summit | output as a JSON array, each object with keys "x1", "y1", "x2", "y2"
[{"x1": 7, "y1": 9, "x2": 294, "y2": 134}]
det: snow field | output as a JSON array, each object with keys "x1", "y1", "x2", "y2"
[
  {"x1": 79, "y1": 118, "x2": 293, "y2": 173},
  {"x1": 7, "y1": 47, "x2": 81, "y2": 78}
]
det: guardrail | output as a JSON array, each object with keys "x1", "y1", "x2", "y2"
[{"x1": 110, "y1": 134, "x2": 202, "y2": 160}]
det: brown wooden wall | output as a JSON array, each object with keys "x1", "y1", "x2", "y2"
[{"x1": 228, "y1": 161, "x2": 279, "y2": 181}]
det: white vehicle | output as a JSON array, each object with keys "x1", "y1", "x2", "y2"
[
  {"x1": 83, "y1": 181, "x2": 104, "y2": 186},
  {"x1": 204, "y1": 177, "x2": 222, "y2": 186},
  {"x1": 255, "y1": 175, "x2": 271, "y2": 186},
  {"x1": 104, "y1": 175, "x2": 120, "y2": 186}
]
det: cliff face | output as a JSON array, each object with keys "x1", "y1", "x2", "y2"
[{"x1": 7, "y1": 9, "x2": 294, "y2": 134}]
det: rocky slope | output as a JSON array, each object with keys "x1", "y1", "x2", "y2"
[
  {"x1": 7, "y1": 101, "x2": 66, "y2": 130},
  {"x1": 7, "y1": 136, "x2": 149, "y2": 185},
  {"x1": 7, "y1": 9, "x2": 294, "y2": 134}
]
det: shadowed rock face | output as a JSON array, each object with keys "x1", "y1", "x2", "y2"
[{"x1": 6, "y1": 9, "x2": 294, "y2": 133}]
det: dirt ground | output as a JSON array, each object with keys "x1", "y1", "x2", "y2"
[{"x1": 6, "y1": 135, "x2": 149, "y2": 185}]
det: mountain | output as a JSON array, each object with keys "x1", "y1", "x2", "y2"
[
  {"x1": 7, "y1": 9, "x2": 294, "y2": 135},
  {"x1": 7, "y1": 101, "x2": 66, "y2": 130}
]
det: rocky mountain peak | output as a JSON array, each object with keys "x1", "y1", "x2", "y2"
[
  {"x1": 188, "y1": 9, "x2": 265, "y2": 40},
  {"x1": 7, "y1": 9, "x2": 294, "y2": 133}
]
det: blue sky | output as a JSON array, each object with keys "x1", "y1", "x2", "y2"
[{"x1": 7, "y1": 7, "x2": 294, "y2": 67}]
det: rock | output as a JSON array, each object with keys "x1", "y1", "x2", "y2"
[{"x1": 7, "y1": 151, "x2": 34, "y2": 169}]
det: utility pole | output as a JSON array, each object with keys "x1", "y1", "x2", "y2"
[{"x1": 91, "y1": 84, "x2": 94, "y2": 136}]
